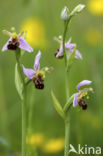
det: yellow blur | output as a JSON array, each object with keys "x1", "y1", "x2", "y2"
[
  {"x1": 88, "y1": 0, "x2": 103, "y2": 15},
  {"x1": 85, "y1": 29, "x2": 102, "y2": 46},
  {"x1": 26, "y1": 133, "x2": 44, "y2": 147},
  {"x1": 21, "y1": 18, "x2": 47, "y2": 48},
  {"x1": 43, "y1": 138, "x2": 65, "y2": 154}
]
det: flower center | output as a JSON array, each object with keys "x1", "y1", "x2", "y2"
[{"x1": 12, "y1": 32, "x2": 18, "y2": 39}]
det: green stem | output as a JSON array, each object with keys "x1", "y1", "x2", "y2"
[
  {"x1": 28, "y1": 86, "x2": 35, "y2": 135},
  {"x1": 27, "y1": 88, "x2": 38, "y2": 156},
  {"x1": 64, "y1": 119, "x2": 70, "y2": 156},
  {"x1": 22, "y1": 91, "x2": 26, "y2": 156},
  {"x1": 15, "y1": 50, "x2": 26, "y2": 156},
  {"x1": 63, "y1": 17, "x2": 72, "y2": 67},
  {"x1": 15, "y1": 50, "x2": 25, "y2": 86},
  {"x1": 62, "y1": 17, "x2": 72, "y2": 156},
  {"x1": 65, "y1": 72, "x2": 69, "y2": 100},
  {"x1": 64, "y1": 72, "x2": 70, "y2": 156}
]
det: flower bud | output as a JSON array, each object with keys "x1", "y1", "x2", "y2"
[
  {"x1": 70, "y1": 4, "x2": 85, "y2": 16},
  {"x1": 11, "y1": 27, "x2": 16, "y2": 33},
  {"x1": 61, "y1": 6, "x2": 69, "y2": 21},
  {"x1": 58, "y1": 35, "x2": 62, "y2": 40}
]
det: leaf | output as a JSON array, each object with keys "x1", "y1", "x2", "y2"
[
  {"x1": 66, "y1": 49, "x2": 76, "y2": 72},
  {"x1": 51, "y1": 91, "x2": 65, "y2": 119},
  {"x1": 0, "y1": 137, "x2": 9, "y2": 147},
  {"x1": 0, "y1": 137, "x2": 14, "y2": 155},
  {"x1": 63, "y1": 94, "x2": 74, "y2": 113},
  {"x1": 15, "y1": 63, "x2": 23, "y2": 99}
]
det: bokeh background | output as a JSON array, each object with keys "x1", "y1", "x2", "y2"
[{"x1": 0, "y1": 0, "x2": 103, "y2": 155}]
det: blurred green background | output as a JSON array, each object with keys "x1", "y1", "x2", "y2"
[{"x1": 0, "y1": 0, "x2": 103, "y2": 155}]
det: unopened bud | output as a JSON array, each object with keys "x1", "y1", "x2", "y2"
[
  {"x1": 58, "y1": 35, "x2": 62, "y2": 40},
  {"x1": 70, "y1": 4, "x2": 85, "y2": 16},
  {"x1": 61, "y1": 6, "x2": 69, "y2": 21},
  {"x1": 11, "y1": 27, "x2": 16, "y2": 33}
]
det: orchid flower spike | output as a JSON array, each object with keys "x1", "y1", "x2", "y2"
[
  {"x1": 73, "y1": 80, "x2": 93, "y2": 110},
  {"x1": 54, "y1": 36, "x2": 82, "y2": 59},
  {"x1": 23, "y1": 51, "x2": 53, "y2": 90},
  {"x1": 2, "y1": 28, "x2": 33, "y2": 52}
]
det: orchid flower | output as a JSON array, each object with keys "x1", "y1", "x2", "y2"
[
  {"x1": 23, "y1": 51, "x2": 52, "y2": 89},
  {"x1": 2, "y1": 29, "x2": 33, "y2": 52},
  {"x1": 73, "y1": 80, "x2": 93, "y2": 110},
  {"x1": 54, "y1": 37, "x2": 82, "y2": 59}
]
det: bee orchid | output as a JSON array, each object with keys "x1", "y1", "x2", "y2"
[
  {"x1": 54, "y1": 37, "x2": 82, "y2": 59},
  {"x1": 2, "y1": 29, "x2": 33, "y2": 52},
  {"x1": 73, "y1": 80, "x2": 93, "y2": 110},
  {"x1": 23, "y1": 51, "x2": 52, "y2": 89}
]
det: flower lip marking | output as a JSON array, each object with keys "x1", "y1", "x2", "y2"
[
  {"x1": 32, "y1": 70, "x2": 45, "y2": 90},
  {"x1": 7, "y1": 38, "x2": 20, "y2": 50},
  {"x1": 32, "y1": 74, "x2": 44, "y2": 90},
  {"x1": 78, "y1": 97, "x2": 88, "y2": 110}
]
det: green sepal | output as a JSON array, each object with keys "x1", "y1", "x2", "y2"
[
  {"x1": 15, "y1": 63, "x2": 23, "y2": 99},
  {"x1": 66, "y1": 48, "x2": 76, "y2": 72},
  {"x1": 51, "y1": 91, "x2": 65, "y2": 119},
  {"x1": 63, "y1": 94, "x2": 74, "y2": 113}
]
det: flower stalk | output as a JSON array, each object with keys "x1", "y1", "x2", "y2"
[
  {"x1": 62, "y1": 16, "x2": 72, "y2": 156},
  {"x1": 15, "y1": 49, "x2": 26, "y2": 156},
  {"x1": 52, "y1": 4, "x2": 88, "y2": 156},
  {"x1": 64, "y1": 118, "x2": 70, "y2": 156},
  {"x1": 62, "y1": 5, "x2": 85, "y2": 154},
  {"x1": 63, "y1": 19, "x2": 71, "y2": 66},
  {"x1": 22, "y1": 90, "x2": 26, "y2": 156}
]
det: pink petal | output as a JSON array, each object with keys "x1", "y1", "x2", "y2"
[
  {"x1": 77, "y1": 80, "x2": 92, "y2": 90},
  {"x1": 73, "y1": 93, "x2": 79, "y2": 107},
  {"x1": 75, "y1": 50, "x2": 83, "y2": 59},
  {"x1": 65, "y1": 43, "x2": 76, "y2": 51},
  {"x1": 22, "y1": 65, "x2": 35, "y2": 79},
  {"x1": 2, "y1": 38, "x2": 12, "y2": 52},
  {"x1": 34, "y1": 51, "x2": 41, "y2": 70},
  {"x1": 56, "y1": 44, "x2": 63, "y2": 58},
  {"x1": 19, "y1": 37, "x2": 33, "y2": 53}
]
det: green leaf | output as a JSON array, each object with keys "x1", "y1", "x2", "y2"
[
  {"x1": 63, "y1": 94, "x2": 74, "y2": 113},
  {"x1": 0, "y1": 137, "x2": 9, "y2": 147},
  {"x1": 15, "y1": 63, "x2": 23, "y2": 99},
  {"x1": 0, "y1": 137, "x2": 14, "y2": 155},
  {"x1": 66, "y1": 48, "x2": 76, "y2": 72},
  {"x1": 51, "y1": 91, "x2": 65, "y2": 119}
]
